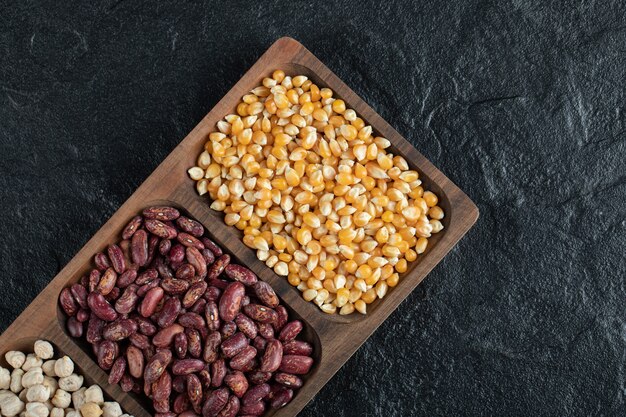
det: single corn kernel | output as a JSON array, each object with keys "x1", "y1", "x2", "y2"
[{"x1": 354, "y1": 300, "x2": 367, "y2": 314}]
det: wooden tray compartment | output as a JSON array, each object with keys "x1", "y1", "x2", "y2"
[{"x1": 0, "y1": 37, "x2": 478, "y2": 416}]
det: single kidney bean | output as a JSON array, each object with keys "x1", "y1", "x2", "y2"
[
  {"x1": 137, "y1": 278, "x2": 161, "y2": 297},
  {"x1": 186, "y1": 329, "x2": 202, "y2": 358},
  {"x1": 183, "y1": 281, "x2": 208, "y2": 308},
  {"x1": 235, "y1": 313, "x2": 258, "y2": 339},
  {"x1": 239, "y1": 401, "x2": 265, "y2": 416},
  {"x1": 279, "y1": 320, "x2": 303, "y2": 342},
  {"x1": 283, "y1": 340, "x2": 313, "y2": 356},
  {"x1": 70, "y1": 283, "x2": 88, "y2": 309},
  {"x1": 122, "y1": 215, "x2": 143, "y2": 239},
  {"x1": 171, "y1": 359, "x2": 205, "y2": 375},
  {"x1": 168, "y1": 243, "x2": 185, "y2": 263},
  {"x1": 76, "y1": 308, "x2": 90, "y2": 322},
  {"x1": 139, "y1": 286, "x2": 164, "y2": 317},
  {"x1": 220, "y1": 321, "x2": 237, "y2": 339},
  {"x1": 119, "y1": 239, "x2": 133, "y2": 267},
  {"x1": 257, "y1": 323, "x2": 274, "y2": 340},
  {"x1": 260, "y1": 339, "x2": 283, "y2": 373},
  {"x1": 147, "y1": 235, "x2": 160, "y2": 265},
  {"x1": 186, "y1": 373, "x2": 203, "y2": 413},
  {"x1": 204, "y1": 286, "x2": 221, "y2": 301},
  {"x1": 86, "y1": 314, "x2": 105, "y2": 344},
  {"x1": 108, "y1": 356, "x2": 127, "y2": 385},
  {"x1": 221, "y1": 332, "x2": 248, "y2": 358},
  {"x1": 208, "y1": 254, "x2": 230, "y2": 280},
  {"x1": 161, "y1": 277, "x2": 191, "y2": 295},
  {"x1": 177, "y1": 232, "x2": 204, "y2": 250},
  {"x1": 136, "y1": 268, "x2": 158, "y2": 285},
  {"x1": 120, "y1": 373, "x2": 134, "y2": 392},
  {"x1": 152, "y1": 370, "x2": 172, "y2": 402},
  {"x1": 204, "y1": 301, "x2": 221, "y2": 331},
  {"x1": 67, "y1": 316, "x2": 83, "y2": 338},
  {"x1": 126, "y1": 345, "x2": 145, "y2": 378},
  {"x1": 88, "y1": 292, "x2": 118, "y2": 321},
  {"x1": 115, "y1": 284, "x2": 139, "y2": 314},
  {"x1": 201, "y1": 248, "x2": 215, "y2": 266},
  {"x1": 279, "y1": 355, "x2": 314, "y2": 375},
  {"x1": 145, "y1": 219, "x2": 178, "y2": 239},
  {"x1": 174, "y1": 332, "x2": 188, "y2": 358},
  {"x1": 270, "y1": 388, "x2": 293, "y2": 409},
  {"x1": 117, "y1": 268, "x2": 138, "y2": 288},
  {"x1": 97, "y1": 340, "x2": 118, "y2": 370},
  {"x1": 176, "y1": 216, "x2": 204, "y2": 237},
  {"x1": 153, "y1": 323, "x2": 185, "y2": 348},
  {"x1": 202, "y1": 387, "x2": 229, "y2": 417},
  {"x1": 230, "y1": 346, "x2": 257, "y2": 371},
  {"x1": 178, "y1": 312, "x2": 206, "y2": 329},
  {"x1": 131, "y1": 229, "x2": 149, "y2": 266},
  {"x1": 217, "y1": 395, "x2": 240, "y2": 417},
  {"x1": 172, "y1": 393, "x2": 190, "y2": 414},
  {"x1": 189, "y1": 297, "x2": 206, "y2": 315},
  {"x1": 224, "y1": 371, "x2": 248, "y2": 398},
  {"x1": 253, "y1": 336, "x2": 267, "y2": 352},
  {"x1": 172, "y1": 375, "x2": 186, "y2": 393},
  {"x1": 153, "y1": 398, "x2": 170, "y2": 414},
  {"x1": 207, "y1": 278, "x2": 229, "y2": 290},
  {"x1": 175, "y1": 263, "x2": 195, "y2": 281},
  {"x1": 242, "y1": 383, "x2": 270, "y2": 406},
  {"x1": 102, "y1": 318, "x2": 138, "y2": 341},
  {"x1": 223, "y1": 264, "x2": 258, "y2": 286},
  {"x1": 210, "y1": 358, "x2": 227, "y2": 387},
  {"x1": 185, "y1": 247, "x2": 207, "y2": 279},
  {"x1": 88, "y1": 269, "x2": 101, "y2": 292},
  {"x1": 155, "y1": 256, "x2": 175, "y2": 279},
  {"x1": 247, "y1": 370, "x2": 272, "y2": 385},
  {"x1": 219, "y1": 282, "x2": 245, "y2": 322},
  {"x1": 143, "y1": 206, "x2": 180, "y2": 221},
  {"x1": 273, "y1": 305, "x2": 288, "y2": 332},
  {"x1": 104, "y1": 286, "x2": 121, "y2": 302},
  {"x1": 241, "y1": 295, "x2": 251, "y2": 307},
  {"x1": 252, "y1": 281, "x2": 279, "y2": 307},
  {"x1": 94, "y1": 252, "x2": 112, "y2": 271},
  {"x1": 108, "y1": 244, "x2": 127, "y2": 273},
  {"x1": 144, "y1": 349, "x2": 173, "y2": 384},
  {"x1": 157, "y1": 297, "x2": 182, "y2": 328},
  {"x1": 134, "y1": 314, "x2": 157, "y2": 335},
  {"x1": 159, "y1": 238, "x2": 172, "y2": 256},
  {"x1": 129, "y1": 332, "x2": 150, "y2": 349},
  {"x1": 201, "y1": 237, "x2": 223, "y2": 257},
  {"x1": 59, "y1": 287, "x2": 78, "y2": 316},
  {"x1": 274, "y1": 372, "x2": 303, "y2": 389},
  {"x1": 243, "y1": 304, "x2": 278, "y2": 324},
  {"x1": 203, "y1": 331, "x2": 221, "y2": 364}
]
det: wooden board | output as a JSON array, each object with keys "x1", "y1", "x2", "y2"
[{"x1": 0, "y1": 37, "x2": 478, "y2": 416}]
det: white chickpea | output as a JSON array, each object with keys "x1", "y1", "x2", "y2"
[
  {"x1": 53, "y1": 358, "x2": 73, "y2": 379},
  {"x1": 83, "y1": 386, "x2": 104, "y2": 406},
  {"x1": 21, "y1": 355, "x2": 43, "y2": 372},
  {"x1": 50, "y1": 408, "x2": 64, "y2": 417},
  {"x1": 41, "y1": 361, "x2": 56, "y2": 378},
  {"x1": 41, "y1": 377, "x2": 57, "y2": 396},
  {"x1": 25, "y1": 402, "x2": 49, "y2": 417},
  {"x1": 57, "y1": 375, "x2": 82, "y2": 393},
  {"x1": 19, "y1": 388, "x2": 28, "y2": 402},
  {"x1": 0, "y1": 391, "x2": 24, "y2": 416},
  {"x1": 5, "y1": 352, "x2": 26, "y2": 369},
  {"x1": 33, "y1": 342, "x2": 54, "y2": 361},
  {"x1": 101, "y1": 402, "x2": 122, "y2": 417},
  {"x1": 79, "y1": 402, "x2": 102, "y2": 417},
  {"x1": 65, "y1": 411, "x2": 79, "y2": 417},
  {"x1": 21, "y1": 368, "x2": 44, "y2": 388},
  {"x1": 70, "y1": 388, "x2": 85, "y2": 410},
  {"x1": 51, "y1": 389, "x2": 71, "y2": 409},
  {"x1": 10, "y1": 369, "x2": 24, "y2": 393},
  {"x1": 0, "y1": 367, "x2": 11, "y2": 389},
  {"x1": 26, "y1": 385, "x2": 50, "y2": 403}
]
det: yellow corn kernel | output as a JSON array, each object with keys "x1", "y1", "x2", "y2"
[
  {"x1": 335, "y1": 288, "x2": 350, "y2": 307},
  {"x1": 302, "y1": 212, "x2": 321, "y2": 228},
  {"x1": 423, "y1": 191, "x2": 438, "y2": 207},
  {"x1": 354, "y1": 300, "x2": 367, "y2": 314},
  {"x1": 332, "y1": 99, "x2": 346, "y2": 114},
  {"x1": 375, "y1": 228, "x2": 389, "y2": 244},
  {"x1": 302, "y1": 289, "x2": 317, "y2": 301},
  {"x1": 386, "y1": 273, "x2": 399, "y2": 287},
  {"x1": 306, "y1": 277, "x2": 323, "y2": 290},
  {"x1": 415, "y1": 237, "x2": 428, "y2": 254},
  {"x1": 361, "y1": 289, "x2": 377, "y2": 304},
  {"x1": 355, "y1": 264, "x2": 372, "y2": 280},
  {"x1": 395, "y1": 258, "x2": 408, "y2": 273},
  {"x1": 339, "y1": 303, "x2": 355, "y2": 315},
  {"x1": 429, "y1": 206, "x2": 444, "y2": 220}
]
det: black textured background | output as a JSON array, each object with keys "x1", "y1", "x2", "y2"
[{"x1": 1, "y1": 1, "x2": 625, "y2": 416}]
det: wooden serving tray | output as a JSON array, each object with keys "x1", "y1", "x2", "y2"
[{"x1": 0, "y1": 37, "x2": 478, "y2": 416}]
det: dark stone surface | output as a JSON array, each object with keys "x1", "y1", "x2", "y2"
[{"x1": 1, "y1": 0, "x2": 625, "y2": 415}]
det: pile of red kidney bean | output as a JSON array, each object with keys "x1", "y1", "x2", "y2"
[{"x1": 58, "y1": 206, "x2": 314, "y2": 417}]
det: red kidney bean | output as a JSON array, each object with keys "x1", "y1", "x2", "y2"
[
  {"x1": 122, "y1": 215, "x2": 143, "y2": 240},
  {"x1": 185, "y1": 247, "x2": 207, "y2": 279},
  {"x1": 144, "y1": 349, "x2": 172, "y2": 384},
  {"x1": 94, "y1": 252, "x2": 112, "y2": 271},
  {"x1": 146, "y1": 235, "x2": 160, "y2": 265},
  {"x1": 159, "y1": 238, "x2": 172, "y2": 256},
  {"x1": 153, "y1": 324, "x2": 185, "y2": 348},
  {"x1": 176, "y1": 216, "x2": 204, "y2": 237},
  {"x1": 70, "y1": 283, "x2": 88, "y2": 309},
  {"x1": 274, "y1": 372, "x2": 303, "y2": 389},
  {"x1": 230, "y1": 346, "x2": 257, "y2": 371},
  {"x1": 175, "y1": 263, "x2": 195, "y2": 281},
  {"x1": 243, "y1": 304, "x2": 277, "y2": 324},
  {"x1": 201, "y1": 248, "x2": 215, "y2": 266},
  {"x1": 155, "y1": 257, "x2": 175, "y2": 280},
  {"x1": 253, "y1": 336, "x2": 267, "y2": 352},
  {"x1": 220, "y1": 333, "x2": 248, "y2": 358},
  {"x1": 279, "y1": 320, "x2": 303, "y2": 342},
  {"x1": 120, "y1": 373, "x2": 134, "y2": 392},
  {"x1": 139, "y1": 287, "x2": 164, "y2": 317},
  {"x1": 133, "y1": 315, "x2": 157, "y2": 336},
  {"x1": 223, "y1": 264, "x2": 257, "y2": 286},
  {"x1": 76, "y1": 308, "x2": 90, "y2": 323},
  {"x1": 145, "y1": 219, "x2": 178, "y2": 239},
  {"x1": 117, "y1": 268, "x2": 138, "y2": 288},
  {"x1": 202, "y1": 387, "x2": 229, "y2": 417},
  {"x1": 174, "y1": 332, "x2": 188, "y2": 359},
  {"x1": 220, "y1": 321, "x2": 237, "y2": 339},
  {"x1": 153, "y1": 398, "x2": 170, "y2": 414},
  {"x1": 219, "y1": 282, "x2": 245, "y2": 322},
  {"x1": 107, "y1": 244, "x2": 126, "y2": 274},
  {"x1": 143, "y1": 206, "x2": 180, "y2": 221},
  {"x1": 207, "y1": 278, "x2": 229, "y2": 290},
  {"x1": 210, "y1": 358, "x2": 227, "y2": 388},
  {"x1": 279, "y1": 355, "x2": 314, "y2": 375},
  {"x1": 186, "y1": 374, "x2": 203, "y2": 413},
  {"x1": 59, "y1": 288, "x2": 78, "y2": 316},
  {"x1": 102, "y1": 318, "x2": 138, "y2": 341},
  {"x1": 273, "y1": 305, "x2": 288, "y2": 332},
  {"x1": 252, "y1": 281, "x2": 278, "y2": 307},
  {"x1": 198, "y1": 369, "x2": 211, "y2": 390},
  {"x1": 204, "y1": 286, "x2": 221, "y2": 301},
  {"x1": 241, "y1": 295, "x2": 251, "y2": 307},
  {"x1": 247, "y1": 370, "x2": 272, "y2": 386},
  {"x1": 242, "y1": 383, "x2": 270, "y2": 406},
  {"x1": 168, "y1": 244, "x2": 185, "y2": 263},
  {"x1": 172, "y1": 393, "x2": 190, "y2": 414},
  {"x1": 189, "y1": 298, "x2": 206, "y2": 315},
  {"x1": 224, "y1": 371, "x2": 248, "y2": 398},
  {"x1": 119, "y1": 239, "x2": 133, "y2": 268},
  {"x1": 88, "y1": 292, "x2": 118, "y2": 321},
  {"x1": 204, "y1": 301, "x2": 220, "y2": 331},
  {"x1": 186, "y1": 329, "x2": 202, "y2": 358},
  {"x1": 126, "y1": 345, "x2": 144, "y2": 379},
  {"x1": 131, "y1": 229, "x2": 149, "y2": 266},
  {"x1": 152, "y1": 370, "x2": 172, "y2": 402},
  {"x1": 137, "y1": 278, "x2": 161, "y2": 297},
  {"x1": 270, "y1": 388, "x2": 293, "y2": 409},
  {"x1": 161, "y1": 278, "x2": 190, "y2": 296},
  {"x1": 201, "y1": 237, "x2": 223, "y2": 257},
  {"x1": 178, "y1": 312, "x2": 206, "y2": 330},
  {"x1": 260, "y1": 339, "x2": 283, "y2": 373},
  {"x1": 108, "y1": 357, "x2": 126, "y2": 385},
  {"x1": 235, "y1": 313, "x2": 258, "y2": 339},
  {"x1": 208, "y1": 254, "x2": 230, "y2": 280},
  {"x1": 86, "y1": 314, "x2": 105, "y2": 343},
  {"x1": 136, "y1": 268, "x2": 158, "y2": 285},
  {"x1": 177, "y1": 232, "x2": 204, "y2": 250},
  {"x1": 282, "y1": 340, "x2": 313, "y2": 356},
  {"x1": 67, "y1": 316, "x2": 83, "y2": 338},
  {"x1": 171, "y1": 359, "x2": 205, "y2": 375},
  {"x1": 115, "y1": 284, "x2": 139, "y2": 314},
  {"x1": 97, "y1": 340, "x2": 118, "y2": 370},
  {"x1": 157, "y1": 297, "x2": 182, "y2": 328},
  {"x1": 129, "y1": 332, "x2": 150, "y2": 349},
  {"x1": 104, "y1": 286, "x2": 121, "y2": 302},
  {"x1": 217, "y1": 395, "x2": 240, "y2": 417},
  {"x1": 88, "y1": 269, "x2": 101, "y2": 292},
  {"x1": 203, "y1": 331, "x2": 221, "y2": 364},
  {"x1": 257, "y1": 323, "x2": 274, "y2": 340},
  {"x1": 239, "y1": 401, "x2": 265, "y2": 416},
  {"x1": 172, "y1": 375, "x2": 186, "y2": 393},
  {"x1": 182, "y1": 281, "x2": 207, "y2": 308}
]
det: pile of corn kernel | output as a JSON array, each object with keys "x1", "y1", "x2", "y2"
[{"x1": 188, "y1": 70, "x2": 444, "y2": 315}]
